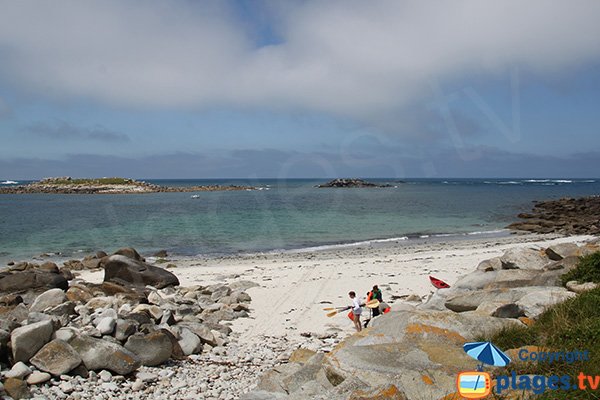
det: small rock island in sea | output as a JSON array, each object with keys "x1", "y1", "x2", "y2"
[
  {"x1": 0, "y1": 177, "x2": 254, "y2": 194},
  {"x1": 316, "y1": 178, "x2": 392, "y2": 188}
]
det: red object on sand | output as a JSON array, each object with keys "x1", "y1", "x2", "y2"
[{"x1": 429, "y1": 275, "x2": 451, "y2": 289}]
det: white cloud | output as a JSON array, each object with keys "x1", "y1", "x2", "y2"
[{"x1": 0, "y1": 0, "x2": 599, "y2": 122}]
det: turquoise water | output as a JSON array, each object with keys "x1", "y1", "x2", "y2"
[{"x1": 0, "y1": 178, "x2": 598, "y2": 261}]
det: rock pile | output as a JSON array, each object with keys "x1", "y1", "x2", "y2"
[
  {"x1": 508, "y1": 196, "x2": 600, "y2": 235},
  {"x1": 0, "y1": 248, "x2": 253, "y2": 399},
  {"x1": 244, "y1": 238, "x2": 600, "y2": 400},
  {"x1": 316, "y1": 179, "x2": 392, "y2": 188}
]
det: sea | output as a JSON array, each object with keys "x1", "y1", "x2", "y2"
[{"x1": 0, "y1": 178, "x2": 598, "y2": 263}]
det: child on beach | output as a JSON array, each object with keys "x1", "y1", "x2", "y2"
[{"x1": 348, "y1": 291, "x2": 362, "y2": 332}]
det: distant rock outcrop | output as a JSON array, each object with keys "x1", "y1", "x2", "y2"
[
  {"x1": 316, "y1": 178, "x2": 392, "y2": 188},
  {"x1": 0, "y1": 176, "x2": 255, "y2": 194},
  {"x1": 508, "y1": 196, "x2": 600, "y2": 234}
]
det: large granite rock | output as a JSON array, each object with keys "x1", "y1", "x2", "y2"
[
  {"x1": 0, "y1": 270, "x2": 68, "y2": 294},
  {"x1": 348, "y1": 384, "x2": 407, "y2": 400},
  {"x1": 124, "y1": 331, "x2": 172, "y2": 366},
  {"x1": 516, "y1": 287, "x2": 577, "y2": 318},
  {"x1": 248, "y1": 239, "x2": 595, "y2": 400},
  {"x1": 499, "y1": 247, "x2": 549, "y2": 270},
  {"x1": 241, "y1": 392, "x2": 289, "y2": 400},
  {"x1": 545, "y1": 243, "x2": 580, "y2": 260},
  {"x1": 252, "y1": 309, "x2": 520, "y2": 400},
  {"x1": 453, "y1": 268, "x2": 567, "y2": 292},
  {"x1": 566, "y1": 280, "x2": 599, "y2": 293},
  {"x1": 29, "y1": 288, "x2": 67, "y2": 312},
  {"x1": 11, "y1": 320, "x2": 55, "y2": 362},
  {"x1": 29, "y1": 339, "x2": 82, "y2": 376},
  {"x1": 69, "y1": 335, "x2": 141, "y2": 375},
  {"x1": 322, "y1": 310, "x2": 520, "y2": 400},
  {"x1": 103, "y1": 255, "x2": 179, "y2": 289},
  {"x1": 444, "y1": 288, "x2": 533, "y2": 312},
  {"x1": 112, "y1": 247, "x2": 145, "y2": 262}
]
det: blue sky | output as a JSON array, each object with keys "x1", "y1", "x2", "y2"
[{"x1": 1, "y1": 0, "x2": 599, "y2": 179}]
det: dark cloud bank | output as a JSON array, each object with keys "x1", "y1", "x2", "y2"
[{"x1": 1, "y1": 148, "x2": 598, "y2": 180}]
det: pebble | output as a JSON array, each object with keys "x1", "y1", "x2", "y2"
[
  {"x1": 131, "y1": 380, "x2": 145, "y2": 391},
  {"x1": 101, "y1": 382, "x2": 119, "y2": 391},
  {"x1": 27, "y1": 371, "x2": 52, "y2": 385},
  {"x1": 4, "y1": 361, "x2": 32, "y2": 379},
  {"x1": 98, "y1": 370, "x2": 112, "y2": 382},
  {"x1": 59, "y1": 381, "x2": 74, "y2": 394},
  {"x1": 135, "y1": 372, "x2": 158, "y2": 382}
]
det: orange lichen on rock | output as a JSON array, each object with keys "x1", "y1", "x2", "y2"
[
  {"x1": 405, "y1": 323, "x2": 466, "y2": 344},
  {"x1": 421, "y1": 375, "x2": 434, "y2": 385},
  {"x1": 518, "y1": 316, "x2": 534, "y2": 326},
  {"x1": 349, "y1": 384, "x2": 407, "y2": 400},
  {"x1": 288, "y1": 348, "x2": 317, "y2": 364}
]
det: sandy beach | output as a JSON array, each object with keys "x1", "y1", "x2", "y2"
[
  {"x1": 5, "y1": 231, "x2": 598, "y2": 399},
  {"x1": 79, "y1": 233, "x2": 595, "y2": 345}
]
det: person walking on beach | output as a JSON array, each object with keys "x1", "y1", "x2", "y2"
[
  {"x1": 348, "y1": 291, "x2": 362, "y2": 332},
  {"x1": 367, "y1": 285, "x2": 383, "y2": 318},
  {"x1": 363, "y1": 285, "x2": 384, "y2": 327}
]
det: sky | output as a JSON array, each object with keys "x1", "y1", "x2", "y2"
[{"x1": 1, "y1": 0, "x2": 600, "y2": 179}]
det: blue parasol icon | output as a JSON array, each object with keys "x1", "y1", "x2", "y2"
[{"x1": 463, "y1": 341, "x2": 511, "y2": 370}]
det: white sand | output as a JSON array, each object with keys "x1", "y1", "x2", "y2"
[{"x1": 78, "y1": 233, "x2": 594, "y2": 344}]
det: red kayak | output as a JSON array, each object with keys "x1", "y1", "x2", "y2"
[{"x1": 429, "y1": 276, "x2": 450, "y2": 289}]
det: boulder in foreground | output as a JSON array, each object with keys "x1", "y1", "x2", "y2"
[
  {"x1": 0, "y1": 270, "x2": 68, "y2": 294},
  {"x1": 69, "y1": 335, "x2": 141, "y2": 375}
]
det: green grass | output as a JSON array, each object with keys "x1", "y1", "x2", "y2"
[
  {"x1": 561, "y1": 252, "x2": 600, "y2": 286},
  {"x1": 40, "y1": 177, "x2": 135, "y2": 185},
  {"x1": 484, "y1": 252, "x2": 600, "y2": 399}
]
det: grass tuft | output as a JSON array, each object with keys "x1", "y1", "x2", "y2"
[
  {"x1": 485, "y1": 252, "x2": 600, "y2": 399},
  {"x1": 561, "y1": 252, "x2": 600, "y2": 286},
  {"x1": 40, "y1": 177, "x2": 135, "y2": 185}
]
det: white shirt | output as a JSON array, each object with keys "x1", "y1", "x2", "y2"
[{"x1": 352, "y1": 297, "x2": 362, "y2": 314}]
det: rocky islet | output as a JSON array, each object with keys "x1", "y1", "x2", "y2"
[
  {"x1": 508, "y1": 195, "x2": 600, "y2": 235},
  {"x1": 0, "y1": 177, "x2": 254, "y2": 195},
  {"x1": 316, "y1": 179, "x2": 393, "y2": 188}
]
